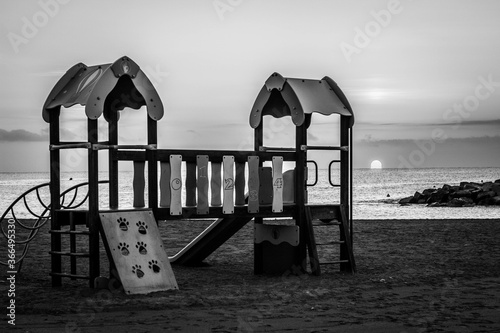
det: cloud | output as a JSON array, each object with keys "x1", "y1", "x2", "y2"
[
  {"x1": 0, "y1": 129, "x2": 46, "y2": 142},
  {"x1": 359, "y1": 134, "x2": 500, "y2": 145},
  {"x1": 357, "y1": 118, "x2": 500, "y2": 127},
  {"x1": 442, "y1": 118, "x2": 500, "y2": 127}
]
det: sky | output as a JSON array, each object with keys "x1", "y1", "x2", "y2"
[{"x1": 1, "y1": 0, "x2": 499, "y2": 172}]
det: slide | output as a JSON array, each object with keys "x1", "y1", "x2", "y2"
[{"x1": 169, "y1": 216, "x2": 254, "y2": 265}]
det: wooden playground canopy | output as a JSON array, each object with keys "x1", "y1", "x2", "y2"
[{"x1": 42, "y1": 56, "x2": 355, "y2": 288}]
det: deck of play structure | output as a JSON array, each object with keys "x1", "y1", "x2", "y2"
[{"x1": 37, "y1": 56, "x2": 355, "y2": 293}]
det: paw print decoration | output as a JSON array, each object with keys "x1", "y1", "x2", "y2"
[
  {"x1": 118, "y1": 242, "x2": 130, "y2": 256},
  {"x1": 136, "y1": 241, "x2": 147, "y2": 255},
  {"x1": 148, "y1": 260, "x2": 160, "y2": 273},
  {"x1": 136, "y1": 221, "x2": 148, "y2": 235},
  {"x1": 132, "y1": 264, "x2": 144, "y2": 278},
  {"x1": 117, "y1": 217, "x2": 129, "y2": 231}
]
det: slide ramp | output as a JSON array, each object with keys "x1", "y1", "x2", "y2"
[{"x1": 169, "y1": 216, "x2": 254, "y2": 265}]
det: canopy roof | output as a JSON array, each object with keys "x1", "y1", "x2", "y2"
[
  {"x1": 42, "y1": 56, "x2": 163, "y2": 123},
  {"x1": 249, "y1": 72, "x2": 354, "y2": 128}
]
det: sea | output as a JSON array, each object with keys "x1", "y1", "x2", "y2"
[{"x1": 1, "y1": 167, "x2": 499, "y2": 220}]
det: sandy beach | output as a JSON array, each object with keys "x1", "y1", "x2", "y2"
[{"x1": 2, "y1": 218, "x2": 500, "y2": 332}]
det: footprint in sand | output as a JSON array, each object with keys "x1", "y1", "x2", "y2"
[
  {"x1": 118, "y1": 242, "x2": 130, "y2": 256},
  {"x1": 132, "y1": 264, "x2": 144, "y2": 278},
  {"x1": 117, "y1": 217, "x2": 129, "y2": 231},
  {"x1": 136, "y1": 241, "x2": 147, "y2": 255},
  {"x1": 136, "y1": 221, "x2": 148, "y2": 235},
  {"x1": 148, "y1": 260, "x2": 160, "y2": 273}
]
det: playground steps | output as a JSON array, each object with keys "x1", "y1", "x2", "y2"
[
  {"x1": 49, "y1": 210, "x2": 93, "y2": 282},
  {"x1": 305, "y1": 205, "x2": 355, "y2": 275}
]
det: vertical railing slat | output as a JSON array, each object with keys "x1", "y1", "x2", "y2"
[
  {"x1": 211, "y1": 162, "x2": 222, "y2": 206},
  {"x1": 235, "y1": 162, "x2": 246, "y2": 206},
  {"x1": 272, "y1": 156, "x2": 284, "y2": 213},
  {"x1": 259, "y1": 167, "x2": 273, "y2": 205},
  {"x1": 159, "y1": 162, "x2": 171, "y2": 207},
  {"x1": 133, "y1": 161, "x2": 146, "y2": 208},
  {"x1": 185, "y1": 162, "x2": 197, "y2": 207},
  {"x1": 223, "y1": 155, "x2": 235, "y2": 214},
  {"x1": 283, "y1": 169, "x2": 295, "y2": 204},
  {"x1": 169, "y1": 155, "x2": 183, "y2": 215},
  {"x1": 247, "y1": 156, "x2": 260, "y2": 213},
  {"x1": 197, "y1": 155, "x2": 209, "y2": 214}
]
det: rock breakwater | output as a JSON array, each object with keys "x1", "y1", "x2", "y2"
[{"x1": 399, "y1": 179, "x2": 500, "y2": 207}]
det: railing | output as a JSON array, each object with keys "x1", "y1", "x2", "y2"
[
  {"x1": 114, "y1": 149, "x2": 300, "y2": 218},
  {"x1": 0, "y1": 180, "x2": 108, "y2": 271}
]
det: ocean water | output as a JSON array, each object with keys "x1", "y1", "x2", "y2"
[{"x1": 1, "y1": 167, "x2": 499, "y2": 220}]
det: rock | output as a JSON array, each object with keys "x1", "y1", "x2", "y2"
[
  {"x1": 476, "y1": 191, "x2": 496, "y2": 202},
  {"x1": 409, "y1": 191, "x2": 422, "y2": 203},
  {"x1": 447, "y1": 197, "x2": 474, "y2": 207},
  {"x1": 427, "y1": 189, "x2": 449, "y2": 204},
  {"x1": 399, "y1": 196, "x2": 413, "y2": 205},
  {"x1": 447, "y1": 198, "x2": 465, "y2": 207},
  {"x1": 427, "y1": 202, "x2": 446, "y2": 207},
  {"x1": 451, "y1": 189, "x2": 472, "y2": 198},
  {"x1": 464, "y1": 182, "x2": 482, "y2": 190},
  {"x1": 481, "y1": 182, "x2": 493, "y2": 192},
  {"x1": 422, "y1": 188, "x2": 437, "y2": 196},
  {"x1": 478, "y1": 197, "x2": 495, "y2": 206},
  {"x1": 492, "y1": 183, "x2": 500, "y2": 195},
  {"x1": 399, "y1": 179, "x2": 500, "y2": 207},
  {"x1": 463, "y1": 198, "x2": 475, "y2": 207},
  {"x1": 462, "y1": 197, "x2": 474, "y2": 205},
  {"x1": 470, "y1": 189, "x2": 482, "y2": 201}
]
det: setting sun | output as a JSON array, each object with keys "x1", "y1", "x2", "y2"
[{"x1": 370, "y1": 160, "x2": 382, "y2": 169}]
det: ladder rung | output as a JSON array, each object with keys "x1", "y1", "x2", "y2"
[
  {"x1": 319, "y1": 260, "x2": 349, "y2": 265},
  {"x1": 49, "y1": 251, "x2": 90, "y2": 257},
  {"x1": 316, "y1": 241, "x2": 344, "y2": 245},
  {"x1": 50, "y1": 272, "x2": 90, "y2": 280},
  {"x1": 50, "y1": 230, "x2": 90, "y2": 235}
]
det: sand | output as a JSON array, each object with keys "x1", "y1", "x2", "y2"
[{"x1": 2, "y1": 218, "x2": 500, "y2": 332}]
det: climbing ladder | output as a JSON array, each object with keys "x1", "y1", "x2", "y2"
[
  {"x1": 300, "y1": 144, "x2": 355, "y2": 275},
  {"x1": 305, "y1": 204, "x2": 355, "y2": 275},
  {"x1": 49, "y1": 181, "x2": 108, "y2": 284},
  {"x1": 49, "y1": 210, "x2": 91, "y2": 281}
]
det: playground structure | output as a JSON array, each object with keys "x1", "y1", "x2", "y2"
[{"x1": 17, "y1": 56, "x2": 355, "y2": 289}]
